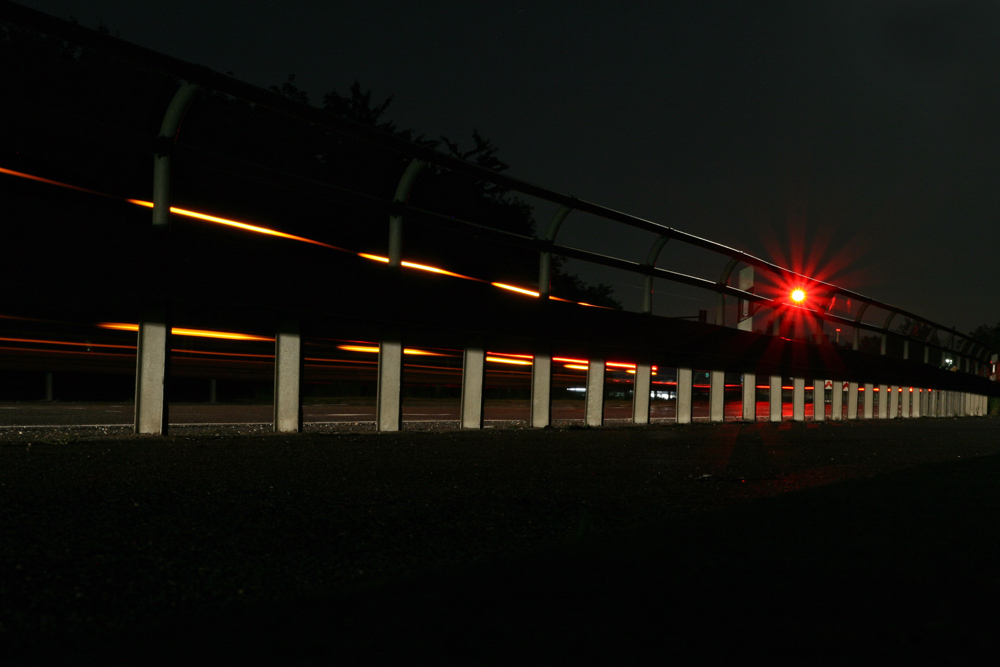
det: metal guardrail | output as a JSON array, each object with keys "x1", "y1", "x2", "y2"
[{"x1": 2, "y1": 2, "x2": 996, "y2": 434}]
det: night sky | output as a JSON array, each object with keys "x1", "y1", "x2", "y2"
[{"x1": 10, "y1": 0, "x2": 1000, "y2": 333}]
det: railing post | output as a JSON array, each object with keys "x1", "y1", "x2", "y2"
[
  {"x1": 813, "y1": 379, "x2": 826, "y2": 422},
  {"x1": 709, "y1": 370, "x2": 725, "y2": 422},
  {"x1": 632, "y1": 362, "x2": 652, "y2": 424},
  {"x1": 889, "y1": 385, "x2": 900, "y2": 419},
  {"x1": 831, "y1": 381, "x2": 844, "y2": 420},
  {"x1": 863, "y1": 383, "x2": 874, "y2": 419},
  {"x1": 737, "y1": 266, "x2": 755, "y2": 331},
  {"x1": 376, "y1": 331, "x2": 403, "y2": 431},
  {"x1": 676, "y1": 368, "x2": 693, "y2": 424},
  {"x1": 847, "y1": 382, "x2": 859, "y2": 419},
  {"x1": 585, "y1": 357, "x2": 605, "y2": 427},
  {"x1": 742, "y1": 371, "x2": 756, "y2": 421},
  {"x1": 530, "y1": 351, "x2": 552, "y2": 428},
  {"x1": 460, "y1": 340, "x2": 486, "y2": 429},
  {"x1": 388, "y1": 159, "x2": 424, "y2": 269},
  {"x1": 539, "y1": 206, "x2": 573, "y2": 299},
  {"x1": 792, "y1": 377, "x2": 805, "y2": 421},
  {"x1": 769, "y1": 375, "x2": 782, "y2": 422},
  {"x1": 135, "y1": 307, "x2": 170, "y2": 435},
  {"x1": 135, "y1": 81, "x2": 200, "y2": 436},
  {"x1": 878, "y1": 384, "x2": 889, "y2": 419},
  {"x1": 274, "y1": 321, "x2": 302, "y2": 433}
]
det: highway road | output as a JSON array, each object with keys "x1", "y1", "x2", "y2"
[{"x1": 0, "y1": 399, "x2": 824, "y2": 429}]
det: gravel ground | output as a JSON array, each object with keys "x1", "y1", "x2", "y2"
[{"x1": 2, "y1": 418, "x2": 1000, "y2": 664}]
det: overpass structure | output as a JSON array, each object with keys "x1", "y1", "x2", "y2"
[{"x1": 2, "y1": 3, "x2": 997, "y2": 434}]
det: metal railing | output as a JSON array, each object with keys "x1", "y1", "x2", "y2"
[{"x1": 2, "y1": 2, "x2": 997, "y2": 434}]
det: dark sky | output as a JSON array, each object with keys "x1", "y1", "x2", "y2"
[{"x1": 12, "y1": 0, "x2": 1000, "y2": 333}]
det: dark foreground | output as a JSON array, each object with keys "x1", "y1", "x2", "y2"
[{"x1": 2, "y1": 418, "x2": 1000, "y2": 664}]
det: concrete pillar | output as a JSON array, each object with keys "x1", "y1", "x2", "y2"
[
  {"x1": 135, "y1": 309, "x2": 169, "y2": 435},
  {"x1": 813, "y1": 380, "x2": 825, "y2": 422},
  {"x1": 742, "y1": 372, "x2": 756, "y2": 421},
  {"x1": 376, "y1": 333, "x2": 404, "y2": 432},
  {"x1": 585, "y1": 358, "x2": 605, "y2": 427},
  {"x1": 709, "y1": 370, "x2": 725, "y2": 422},
  {"x1": 530, "y1": 352, "x2": 552, "y2": 428},
  {"x1": 676, "y1": 367, "x2": 693, "y2": 424},
  {"x1": 878, "y1": 385, "x2": 889, "y2": 419},
  {"x1": 831, "y1": 381, "x2": 844, "y2": 420},
  {"x1": 273, "y1": 323, "x2": 302, "y2": 433},
  {"x1": 847, "y1": 382, "x2": 859, "y2": 420},
  {"x1": 863, "y1": 383, "x2": 874, "y2": 419},
  {"x1": 460, "y1": 343, "x2": 485, "y2": 429},
  {"x1": 632, "y1": 362, "x2": 652, "y2": 425},
  {"x1": 769, "y1": 375, "x2": 782, "y2": 422},
  {"x1": 892, "y1": 386, "x2": 902, "y2": 419},
  {"x1": 793, "y1": 377, "x2": 805, "y2": 422}
]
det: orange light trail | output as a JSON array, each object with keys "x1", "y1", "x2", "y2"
[
  {"x1": 336, "y1": 344, "x2": 447, "y2": 356},
  {"x1": 2, "y1": 165, "x2": 607, "y2": 311},
  {"x1": 97, "y1": 323, "x2": 274, "y2": 341},
  {"x1": 486, "y1": 356, "x2": 533, "y2": 365},
  {"x1": 492, "y1": 282, "x2": 540, "y2": 297},
  {"x1": 0, "y1": 336, "x2": 135, "y2": 350},
  {"x1": 563, "y1": 364, "x2": 589, "y2": 371},
  {"x1": 127, "y1": 199, "x2": 344, "y2": 250}
]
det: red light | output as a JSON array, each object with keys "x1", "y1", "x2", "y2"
[{"x1": 790, "y1": 288, "x2": 806, "y2": 304}]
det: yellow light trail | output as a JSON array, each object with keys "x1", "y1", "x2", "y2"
[
  {"x1": 97, "y1": 323, "x2": 274, "y2": 341},
  {"x1": 563, "y1": 364, "x2": 589, "y2": 371},
  {"x1": 1, "y1": 165, "x2": 613, "y2": 311},
  {"x1": 336, "y1": 344, "x2": 448, "y2": 356},
  {"x1": 486, "y1": 356, "x2": 533, "y2": 365}
]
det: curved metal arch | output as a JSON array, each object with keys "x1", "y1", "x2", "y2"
[
  {"x1": 538, "y1": 204, "x2": 574, "y2": 299},
  {"x1": 641, "y1": 235, "x2": 671, "y2": 314},
  {"x1": 387, "y1": 158, "x2": 425, "y2": 269}
]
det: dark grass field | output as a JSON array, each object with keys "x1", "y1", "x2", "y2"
[{"x1": 3, "y1": 418, "x2": 1000, "y2": 664}]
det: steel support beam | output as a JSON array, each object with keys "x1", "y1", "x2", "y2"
[
  {"x1": 742, "y1": 372, "x2": 756, "y2": 421},
  {"x1": 376, "y1": 332, "x2": 403, "y2": 432},
  {"x1": 709, "y1": 370, "x2": 725, "y2": 422},
  {"x1": 769, "y1": 375, "x2": 782, "y2": 422},
  {"x1": 632, "y1": 362, "x2": 652, "y2": 424},
  {"x1": 135, "y1": 309, "x2": 169, "y2": 435},
  {"x1": 530, "y1": 352, "x2": 552, "y2": 428},
  {"x1": 676, "y1": 368, "x2": 693, "y2": 424},
  {"x1": 813, "y1": 379, "x2": 825, "y2": 422},
  {"x1": 831, "y1": 381, "x2": 843, "y2": 420},
  {"x1": 460, "y1": 342, "x2": 486, "y2": 429},
  {"x1": 792, "y1": 377, "x2": 805, "y2": 421},
  {"x1": 585, "y1": 358, "x2": 605, "y2": 427},
  {"x1": 848, "y1": 382, "x2": 859, "y2": 419},
  {"x1": 273, "y1": 322, "x2": 302, "y2": 433}
]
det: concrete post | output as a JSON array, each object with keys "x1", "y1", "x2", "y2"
[
  {"x1": 376, "y1": 332, "x2": 403, "y2": 432},
  {"x1": 813, "y1": 380, "x2": 825, "y2": 422},
  {"x1": 742, "y1": 371, "x2": 756, "y2": 421},
  {"x1": 460, "y1": 342, "x2": 485, "y2": 429},
  {"x1": 863, "y1": 384, "x2": 874, "y2": 419},
  {"x1": 273, "y1": 322, "x2": 302, "y2": 433},
  {"x1": 676, "y1": 367, "x2": 693, "y2": 424},
  {"x1": 831, "y1": 381, "x2": 843, "y2": 420},
  {"x1": 889, "y1": 386, "x2": 899, "y2": 419},
  {"x1": 135, "y1": 309, "x2": 169, "y2": 435},
  {"x1": 848, "y1": 382, "x2": 859, "y2": 420},
  {"x1": 878, "y1": 385, "x2": 888, "y2": 419},
  {"x1": 632, "y1": 362, "x2": 652, "y2": 424},
  {"x1": 793, "y1": 377, "x2": 805, "y2": 422},
  {"x1": 585, "y1": 358, "x2": 605, "y2": 427},
  {"x1": 769, "y1": 375, "x2": 782, "y2": 422},
  {"x1": 709, "y1": 370, "x2": 725, "y2": 422},
  {"x1": 530, "y1": 352, "x2": 552, "y2": 428}
]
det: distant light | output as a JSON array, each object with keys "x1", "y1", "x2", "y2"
[{"x1": 790, "y1": 288, "x2": 806, "y2": 303}]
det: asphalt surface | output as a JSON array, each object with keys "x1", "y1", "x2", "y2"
[{"x1": 2, "y1": 417, "x2": 1000, "y2": 664}]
